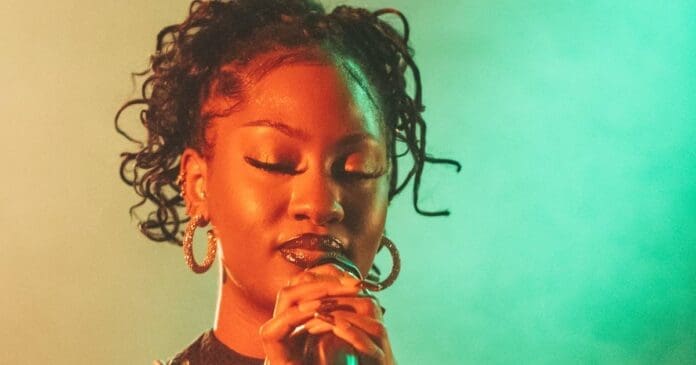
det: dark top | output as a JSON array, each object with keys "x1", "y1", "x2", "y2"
[{"x1": 156, "y1": 329, "x2": 264, "y2": 365}]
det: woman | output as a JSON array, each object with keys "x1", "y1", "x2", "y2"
[{"x1": 116, "y1": 0, "x2": 459, "y2": 364}]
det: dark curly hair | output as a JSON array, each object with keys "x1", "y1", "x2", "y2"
[{"x1": 116, "y1": 0, "x2": 460, "y2": 245}]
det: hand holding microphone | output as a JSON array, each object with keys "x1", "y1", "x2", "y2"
[{"x1": 260, "y1": 254, "x2": 394, "y2": 365}]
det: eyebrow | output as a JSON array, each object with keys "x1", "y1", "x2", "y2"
[
  {"x1": 242, "y1": 119, "x2": 309, "y2": 141},
  {"x1": 241, "y1": 119, "x2": 378, "y2": 145},
  {"x1": 339, "y1": 132, "x2": 375, "y2": 146}
]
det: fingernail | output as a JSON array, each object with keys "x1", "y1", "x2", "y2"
[
  {"x1": 299, "y1": 299, "x2": 321, "y2": 312},
  {"x1": 339, "y1": 276, "x2": 360, "y2": 286},
  {"x1": 307, "y1": 322, "x2": 333, "y2": 334},
  {"x1": 313, "y1": 312, "x2": 335, "y2": 325},
  {"x1": 317, "y1": 299, "x2": 338, "y2": 313},
  {"x1": 359, "y1": 280, "x2": 381, "y2": 291},
  {"x1": 289, "y1": 324, "x2": 307, "y2": 338}
]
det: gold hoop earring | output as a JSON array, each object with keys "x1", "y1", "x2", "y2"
[
  {"x1": 363, "y1": 236, "x2": 401, "y2": 291},
  {"x1": 182, "y1": 215, "x2": 217, "y2": 274}
]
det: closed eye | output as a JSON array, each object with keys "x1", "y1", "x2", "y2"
[
  {"x1": 334, "y1": 153, "x2": 387, "y2": 180},
  {"x1": 334, "y1": 164, "x2": 387, "y2": 180},
  {"x1": 341, "y1": 169, "x2": 387, "y2": 180},
  {"x1": 244, "y1": 157, "x2": 299, "y2": 175}
]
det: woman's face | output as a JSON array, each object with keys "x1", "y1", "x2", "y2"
[{"x1": 200, "y1": 56, "x2": 390, "y2": 309}]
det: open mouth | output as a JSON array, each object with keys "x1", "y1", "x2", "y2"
[{"x1": 278, "y1": 233, "x2": 346, "y2": 269}]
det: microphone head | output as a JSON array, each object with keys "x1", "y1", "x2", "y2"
[{"x1": 309, "y1": 254, "x2": 363, "y2": 280}]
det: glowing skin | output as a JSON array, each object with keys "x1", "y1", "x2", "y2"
[{"x1": 180, "y1": 56, "x2": 391, "y2": 360}]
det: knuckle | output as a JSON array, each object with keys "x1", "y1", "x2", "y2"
[
  {"x1": 357, "y1": 296, "x2": 380, "y2": 316},
  {"x1": 321, "y1": 263, "x2": 345, "y2": 276},
  {"x1": 258, "y1": 323, "x2": 271, "y2": 339},
  {"x1": 372, "y1": 347, "x2": 386, "y2": 361},
  {"x1": 296, "y1": 271, "x2": 316, "y2": 283},
  {"x1": 373, "y1": 322, "x2": 387, "y2": 338},
  {"x1": 277, "y1": 286, "x2": 292, "y2": 298},
  {"x1": 367, "y1": 297, "x2": 382, "y2": 316},
  {"x1": 304, "y1": 265, "x2": 341, "y2": 281},
  {"x1": 275, "y1": 287, "x2": 291, "y2": 306},
  {"x1": 287, "y1": 270, "x2": 320, "y2": 287}
]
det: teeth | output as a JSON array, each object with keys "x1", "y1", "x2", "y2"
[
  {"x1": 298, "y1": 236, "x2": 343, "y2": 251},
  {"x1": 281, "y1": 250, "x2": 305, "y2": 264},
  {"x1": 315, "y1": 237, "x2": 342, "y2": 251},
  {"x1": 326, "y1": 238, "x2": 342, "y2": 250}
]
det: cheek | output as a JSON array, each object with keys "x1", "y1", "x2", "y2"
[
  {"x1": 356, "y1": 175, "x2": 390, "y2": 225},
  {"x1": 344, "y1": 177, "x2": 390, "y2": 274},
  {"x1": 206, "y1": 158, "x2": 289, "y2": 242},
  {"x1": 216, "y1": 181, "x2": 282, "y2": 219}
]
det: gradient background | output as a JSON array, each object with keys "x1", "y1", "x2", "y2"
[{"x1": 1, "y1": 0, "x2": 694, "y2": 364}]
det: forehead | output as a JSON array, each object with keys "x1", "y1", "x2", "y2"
[{"x1": 205, "y1": 50, "x2": 385, "y2": 141}]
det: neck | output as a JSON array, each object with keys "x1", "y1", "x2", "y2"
[{"x1": 213, "y1": 263, "x2": 270, "y2": 359}]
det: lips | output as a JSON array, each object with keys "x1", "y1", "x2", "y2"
[{"x1": 278, "y1": 233, "x2": 346, "y2": 269}]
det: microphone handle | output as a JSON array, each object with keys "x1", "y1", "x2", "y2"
[
  {"x1": 303, "y1": 331, "x2": 360, "y2": 365},
  {"x1": 302, "y1": 255, "x2": 363, "y2": 364}
]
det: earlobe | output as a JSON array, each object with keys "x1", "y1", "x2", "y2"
[{"x1": 179, "y1": 148, "x2": 210, "y2": 221}]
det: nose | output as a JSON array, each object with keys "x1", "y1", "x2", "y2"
[{"x1": 288, "y1": 170, "x2": 345, "y2": 226}]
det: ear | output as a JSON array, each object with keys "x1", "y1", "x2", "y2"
[{"x1": 180, "y1": 148, "x2": 210, "y2": 224}]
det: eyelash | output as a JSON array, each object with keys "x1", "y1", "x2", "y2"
[
  {"x1": 243, "y1": 157, "x2": 384, "y2": 180},
  {"x1": 244, "y1": 157, "x2": 298, "y2": 175}
]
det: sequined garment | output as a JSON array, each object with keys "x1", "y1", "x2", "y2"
[{"x1": 154, "y1": 329, "x2": 264, "y2": 365}]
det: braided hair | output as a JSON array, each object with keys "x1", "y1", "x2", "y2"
[{"x1": 115, "y1": 0, "x2": 460, "y2": 244}]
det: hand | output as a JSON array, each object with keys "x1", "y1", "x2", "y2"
[{"x1": 259, "y1": 264, "x2": 395, "y2": 365}]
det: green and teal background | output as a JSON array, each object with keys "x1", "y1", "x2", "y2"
[{"x1": 1, "y1": 0, "x2": 694, "y2": 363}]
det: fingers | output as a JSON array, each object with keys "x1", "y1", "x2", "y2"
[
  {"x1": 260, "y1": 301, "x2": 329, "y2": 363},
  {"x1": 274, "y1": 264, "x2": 362, "y2": 315},
  {"x1": 332, "y1": 314, "x2": 386, "y2": 361},
  {"x1": 286, "y1": 263, "x2": 358, "y2": 286},
  {"x1": 303, "y1": 315, "x2": 336, "y2": 335},
  {"x1": 312, "y1": 295, "x2": 389, "y2": 361},
  {"x1": 332, "y1": 310, "x2": 387, "y2": 339},
  {"x1": 284, "y1": 310, "x2": 388, "y2": 361},
  {"x1": 288, "y1": 294, "x2": 385, "y2": 343},
  {"x1": 263, "y1": 263, "x2": 391, "y2": 364},
  {"x1": 274, "y1": 279, "x2": 361, "y2": 315},
  {"x1": 310, "y1": 295, "x2": 383, "y2": 319},
  {"x1": 306, "y1": 262, "x2": 361, "y2": 279},
  {"x1": 306, "y1": 297, "x2": 389, "y2": 360},
  {"x1": 260, "y1": 301, "x2": 321, "y2": 341}
]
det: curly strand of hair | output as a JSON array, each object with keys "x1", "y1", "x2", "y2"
[
  {"x1": 116, "y1": 1, "x2": 461, "y2": 244},
  {"x1": 322, "y1": 8, "x2": 396, "y2": 199},
  {"x1": 114, "y1": 99, "x2": 147, "y2": 146},
  {"x1": 373, "y1": 8, "x2": 410, "y2": 43},
  {"x1": 372, "y1": 8, "x2": 461, "y2": 215},
  {"x1": 362, "y1": 10, "x2": 420, "y2": 198}
]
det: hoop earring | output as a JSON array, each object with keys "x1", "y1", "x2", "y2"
[
  {"x1": 182, "y1": 215, "x2": 218, "y2": 274},
  {"x1": 363, "y1": 236, "x2": 401, "y2": 291}
]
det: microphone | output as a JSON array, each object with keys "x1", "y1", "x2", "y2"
[{"x1": 302, "y1": 254, "x2": 363, "y2": 365}]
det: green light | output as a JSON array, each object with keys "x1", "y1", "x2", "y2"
[{"x1": 346, "y1": 353, "x2": 359, "y2": 365}]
